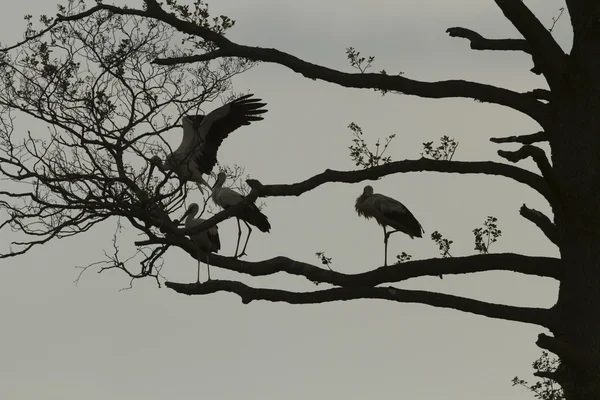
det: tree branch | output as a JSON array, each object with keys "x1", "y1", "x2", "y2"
[
  {"x1": 446, "y1": 27, "x2": 541, "y2": 74},
  {"x1": 497, "y1": 145, "x2": 558, "y2": 194},
  {"x1": 140, "y1": 158, "x2": 553, "y2": 239},
  {"x1": 524, "y1": 89, "x2": 552, "y2": 102},
  {"x1": 446, "y1": 27, "x2": 531, "y2": 53},
  {"x1": 493, "y1": 0, "x2": 567, "y2": 85},
  {"x1": 490, "y1": 131, "x2": 547, "y2": 144},
  {"x1": 536, "y1": 333, "x2": 600, "y2": 370},
  {"x1": 157, "y1": 252, "x2": 562, "y2": 287},
  {"x1": 131, "y1": 3, "x2": 547, "y2": 123},
  {"x1": 5, "y1": 0, "x2": 550, "y2": 123},
  {"x1": 154, "y1": 46, "x2": 548, "y2": 123},
  {"x1": 164, "y1": 280, "x2": 554, "y2": 327},
  {"x1": 247, "y1": 158, "x2": 554, "y2": 204},
  {"x1": 520, "y1": 204, "x2": 558, "y2": 245}
]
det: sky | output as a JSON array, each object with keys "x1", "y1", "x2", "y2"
[{"x1": 0, "y1": 1, "x2": 570, "y2": 399}]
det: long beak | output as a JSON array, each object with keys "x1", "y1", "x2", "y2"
[
  {"x1": 146, "y1": 164, "x2": 156, "y2": 187},
  {"x1": 179, "y1": 208, "x2": 192, "y2": 223},
  {"x1": 196, "y1": 176, "x2": 212, "y2": 195}
]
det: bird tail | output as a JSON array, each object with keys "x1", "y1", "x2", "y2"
[
  {"x1": 239, "y1": 205, "x2": 271, "y2": 232},
  {"x1": 413, "y1": 222, "x2": 424, "y2": 238}
]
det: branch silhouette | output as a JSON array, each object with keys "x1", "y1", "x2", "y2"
[
  {"x1": 5, "y1": 0, "x2": 551, "y2": 124},
  {"x1": 164, "y1": 279, "x2": 555, "y2": 328}
]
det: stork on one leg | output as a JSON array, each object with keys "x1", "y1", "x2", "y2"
[
  {"x1": 355, "y1": 185, "x2": 424, "y2": 267},
  {"x1": 211, "y1": 172, "x2": 270, "y2": 258}
]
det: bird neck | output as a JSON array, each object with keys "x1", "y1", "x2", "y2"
[
  {"x1": 185, "y1": 209, "x2": 198, "y2": 226},
  {"x1": 213, "y1": 177, "x2": 226, "y2": 189},
  {"x1": 357, "y1": 193, "x2": 369, "y2": 203}
]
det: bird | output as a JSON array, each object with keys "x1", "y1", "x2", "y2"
[
  {"x1": 211, "y1": 171, "x2": 270, "y2": 258},
  {"x1": 179, "y1": 202, "x2": 221, "y2": 282},
  {"x1": 355, "y1": 185, "x2": 424, "y2": 267},
  {"x1": 147, "y1": 94, "x2": 268, "y2": 193}
]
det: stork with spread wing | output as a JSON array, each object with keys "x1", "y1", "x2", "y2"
[{"x1": 147, "y1": 94, "x2": 268, "y2": 192}]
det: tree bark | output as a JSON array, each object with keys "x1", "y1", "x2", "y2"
[{"x1": 550, "y1": 37, "x2": 600, "y2": 398}]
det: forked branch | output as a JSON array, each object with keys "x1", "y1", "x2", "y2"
[
  {"x1": 492, "y1": 0, "x2": 566, "y2": 86},
  {"x1": 497, "y1": 145, "x2": 558, "y2": 194},
  {"x1": 495, "y1": 0, "x2": 567, "y2": 88},
  {"x1": 164, "y1": 279, "x2": 554, "y2": 328}
]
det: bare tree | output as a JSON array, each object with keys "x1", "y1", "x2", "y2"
[
  {"x1": 0, "y1": 0, "x2": 254, "y2": 285},
  {"x1": 3, "y1": 0, "x2": 600, "y2": 399}
]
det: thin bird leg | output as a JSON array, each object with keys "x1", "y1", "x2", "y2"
[
  {"x1": 206, "y1": 254, "x2": 211, "y2": 281},
  {"x1": 383, "y1": 229, "x2": 400, "y2": 267},
  {"x1": 196, "y1": 252, "x2": 201, "y2": 283},
  {"x1": 239, "y1": 221, "x2": 253, "y2": 258},
  {"x1": 234, "y1": 218, "x2": 242, "y2": 258},
  {"x1": 383, "y1": 226, "x2": 388, "y2": 267},
  {"x1": 385, "y1": 229, "x2": 399, "y2": 241}
]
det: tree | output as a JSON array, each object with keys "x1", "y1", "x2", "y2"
[
  {"x1": 0, "y1": 0, "x2": 254, "y2": 284},
  {"x1": 1, "y1": 0, "x2": 598, "y2": 399}
]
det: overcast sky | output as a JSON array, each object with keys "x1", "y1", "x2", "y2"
[{"x1": 0, "y1": 1, "x2": 569, "y2": 399}]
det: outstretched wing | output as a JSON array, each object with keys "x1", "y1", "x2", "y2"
[
  {"x1": 171, "y1": 115, "x2": 204, "y2": 161},
  {"x1": 194, "y1": 94, "x2": 268, "y2": 174}
]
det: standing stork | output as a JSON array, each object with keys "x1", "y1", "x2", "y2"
[
  {"x1": 212, "y1": 172, "x2": 270, "y2": 258},
  {"x1": 147, "y1": 94, "x2": 268, "y2": 193},
  {"x1": 355, "y1": 185, "x2": 424, "y2": 267},
  {"x1": 179, "y1": 203, "x2": 221, "y2": 282}
]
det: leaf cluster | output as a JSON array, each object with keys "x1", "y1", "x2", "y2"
[
  {"x1": 348, "y1": 122, "x2": 396, "y2": 169},
  {"x1": 512, "y1": 352, "x2": 564, "y2": 400}
]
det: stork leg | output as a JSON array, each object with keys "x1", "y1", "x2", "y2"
[
  {"x1": 383, "y1": 228, "x2": 400, "y2": 267},
  {"x1": 196, "y1": 253, "x2": 201, "y2": 283},
  {"x1": 206, "y1": 254, "x2": 211, "y2": 281},
  {"x1": 383, "y1": 226, "x2": 388, "y2": 266},
  {"x1": 234, "y1": 218, "x2": 243, "y2": 258},
  {"x1": 238, "y1": 221, "x2": 253, "y2": 258}
]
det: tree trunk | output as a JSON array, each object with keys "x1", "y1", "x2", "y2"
[{"x1": 550, "y1": 46, "x2": 600, "y2": 397}]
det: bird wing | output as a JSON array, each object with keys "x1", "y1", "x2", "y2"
[
  {"x1": 375, "y1": 194, "x2": 424, "y2": 235},
  {"x1": 193, "y1": 94, "x2": 268, "y2": 174},
  {"x1": 172, "y1": 116, "x2": 202, "y2": 161},
  {"x1": 215, "y1": 187, "x2": 244, "y2": 208},
  {"x1": 207, "y1": 226, "x2": 221, "y2": 251}
]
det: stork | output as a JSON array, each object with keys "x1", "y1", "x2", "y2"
[
  {"x1": 355, "y1": 185, "x2": 424, "y2": 267},
  {"x1": 147, "y1": 94, "x2": 268, "y2": 193},
  {"x1": 211, "y1": 172, "x2": 270, "y2": 258},
  {"x1": 179, "y1": 203, "x2": 221, "y2": 282}
]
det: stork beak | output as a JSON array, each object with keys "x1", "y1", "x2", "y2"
[
  {"x1": 180, "y1": 207, "x2": 193, "y2": 222},
  {"x1": 197, "y1": 176, "x2": 212, "y2": 195}
]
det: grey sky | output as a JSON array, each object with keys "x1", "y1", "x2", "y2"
[{"x1": 0, "y1": 1, "x2": 567, "y2": 399}]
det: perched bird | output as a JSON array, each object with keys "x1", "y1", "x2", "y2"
[
  {"x1": 179, "y1": 203, "x2": 221, "y2": 282},
  {"x1": 211, "y1": 172, "x2": 270, "y2": 258},
  {"x1": 147, "y1": 94, "x2": 268, "y2": 193},
  {"x1": 355, "y1": 185, "x2": 424, "y2": 267}
]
